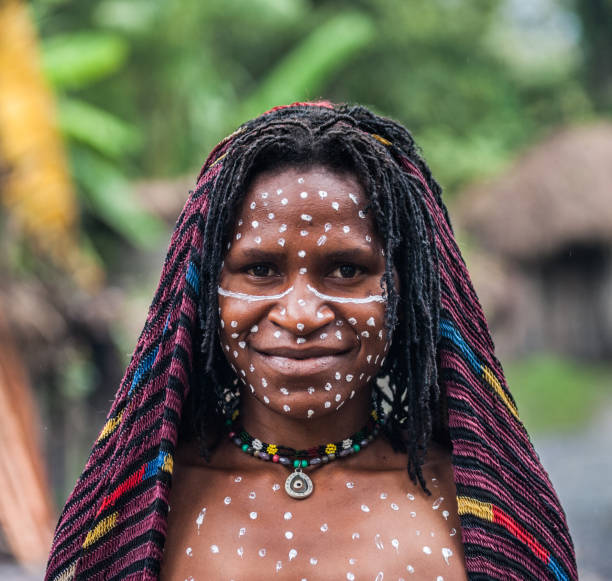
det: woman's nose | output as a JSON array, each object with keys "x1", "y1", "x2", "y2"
[{"x1": 267, "y1": 281, "x2": 335, "y2": 336}]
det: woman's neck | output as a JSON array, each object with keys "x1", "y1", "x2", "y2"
[{"x1": 238, "y1": 387, "x2": 373, "y2": 449}]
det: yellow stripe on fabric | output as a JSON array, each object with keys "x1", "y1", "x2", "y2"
[
  {"x1": 209, "y1": 152, "x2": 227, "y2": 168},
  {"x1": 457, "y1": 496, "x2": 494, "y2": 522},
  {"x1": 162, "y1": 452, "x2": 174, "y2": 474},
  {"x1": 481, "y1": 366, "x2": 519, "y2": 420},
  {"x1": 52, "y1": 562, "x2": 76, "y2": 581},
  {"x1": 97, "y1": 409, "x2": 124, "y2": 441},
  {"x1": 83, "y1": 512, "x2": 118, "y2": 549},
  {"x1": 371, "y1": 133, "x2": 391, "y2": 146}
]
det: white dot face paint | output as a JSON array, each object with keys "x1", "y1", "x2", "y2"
[
  {"x1": 361, "y1": 505, "x2": 370, "y2": 513},
  {"x1": 210, "y1": 544, "x2": 219, "y2": 554},
  {"x1": 218, "y1": 166, "x2": 389, "y2": 418},
  {"x1": 249, "y1": 512, "x2": 258, "y2": 520},
  {"x1": 320, "y1": 523, "x2": 328, "y2": 532}
]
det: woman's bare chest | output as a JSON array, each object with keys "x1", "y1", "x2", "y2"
[{"x1": 161, "y1": 459, "x2": 466, "y2": 580}]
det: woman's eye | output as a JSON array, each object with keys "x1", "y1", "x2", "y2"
[
  {"x1": 329, "y1": 264, "x2": 362, "y2": 279},
  {"x1": 246, "y1": 264, "x2": 274, "y2": 277}
]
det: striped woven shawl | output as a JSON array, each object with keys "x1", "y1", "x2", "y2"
[{"x1": 45, "y1": 107, "x2": 577, "y2": 580}]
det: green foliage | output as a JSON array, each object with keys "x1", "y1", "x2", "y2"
[
  {"x1": 71, "y1": 149, "x2": 166, "y2": 249},
  {"x1": 31, "y1": 0, "x2": 600, "y2": 260},
  {"x1": 41, "y1": 31, "x2": 128, "y2": 89},
  {"x1": 58, "y1": 97, "x2": 143, "y2": 158},
  {"x1": 504, "y1": 354, "x2": 611, "y2": 434},
  {"x1": 238, "y1": 12, "x2": 375, "y2": 123}
]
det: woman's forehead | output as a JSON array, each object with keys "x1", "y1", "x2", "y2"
[{"x1": 230, "y1": 166, "x2": 378, "y2": 238}]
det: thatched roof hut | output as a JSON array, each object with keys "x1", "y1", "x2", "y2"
[
  {"x1": 455, "y1": 123, "x2": 612, "y2": 360},
  {"x1": 456, "y1": 123, "x2": 612, "y2": 259}
]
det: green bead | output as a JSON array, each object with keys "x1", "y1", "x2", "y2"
[
  {"x1": 353, "y1": 444, "x2": 361, "y2": 452},
  {"x1": 293, "y1": 459, "x2": 300, "y2": 468},
  {"x1": 242, "y1": 444, "x2": 249, "y2": 452},
  {"x1": 301, "y1": 459, "x2": 308, "y2": 468}
]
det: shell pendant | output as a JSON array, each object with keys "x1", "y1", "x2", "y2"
[{"x1": 285, "y1": 468, "x2": 313, "y2": 499}]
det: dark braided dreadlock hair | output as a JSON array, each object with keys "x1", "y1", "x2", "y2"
[{"x1": 185, "y1": 102, "x2": 451, "y2": 492}]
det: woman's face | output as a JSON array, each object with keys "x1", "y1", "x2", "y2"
[{"x1": 218, "y1": 166, "x2": 391, "y2": 419}]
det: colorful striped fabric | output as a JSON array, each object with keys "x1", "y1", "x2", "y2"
[{"x1": 45, "y1": 103, "x2": 577, "y2": 580}]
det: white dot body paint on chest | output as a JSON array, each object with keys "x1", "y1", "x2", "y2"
[{"x1": 195, "y1": 507, "x2": 206, "y2": 534}]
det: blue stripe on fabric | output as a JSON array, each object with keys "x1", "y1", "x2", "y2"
[
  {"x1": 128, "y1": 345, "x2": 159, "y2": 397},
  {"x1": 548, "y1": 556, "x2": 569, "y2": 581},
  {"x1": 144, "y1": 450, "x2": 166, "y2": 480},
  {"x1": 439, "y1": 319, "x2": 481, "y2": 372},
  {"x1": 186, "y1": 260, "x2": 199, "y2": 294}
]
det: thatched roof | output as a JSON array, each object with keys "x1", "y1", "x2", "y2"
[{"x1": 455, "y1": 123, "x2": 612, "y2": 259}]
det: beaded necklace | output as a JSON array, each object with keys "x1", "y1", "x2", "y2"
[{"x1": 226, "y1": 407, "x2": 385, "y2": 499}]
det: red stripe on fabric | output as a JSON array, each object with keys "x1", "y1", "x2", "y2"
[
  {"x1": 97, "y1": 465, "x2": 146, "y2": 516},
  {"x1": 492, "y1": 505, "x2": 550, "y2": 563},
  {"x1": 264, "y1": 101, "x2": 334, "y2": 114}
]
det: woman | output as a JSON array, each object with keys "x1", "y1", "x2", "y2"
[{"x1": 46, "y1": 102, "x2": 576, "y2": 580}]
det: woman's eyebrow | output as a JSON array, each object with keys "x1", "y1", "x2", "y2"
[
  {"x1": 234, "y1": 248, "x2": 287, "y2": 262},
  {"x1": 323, "y1": 247, "x2": 377, "y2": 262}
]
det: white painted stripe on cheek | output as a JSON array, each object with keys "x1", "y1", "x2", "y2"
[
  {"x1": 305, "y1": 284, "x2": 386, "y2": 304},
  {"x1": 217, "y1": 286, "x2": 294, "y2": 302}
]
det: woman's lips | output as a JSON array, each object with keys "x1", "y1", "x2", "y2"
[{"x1": 253, "y1": 345, "x2": 351, "y2": 376}]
